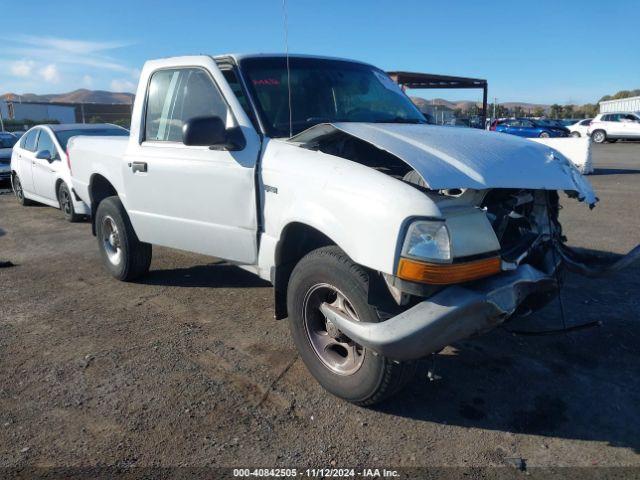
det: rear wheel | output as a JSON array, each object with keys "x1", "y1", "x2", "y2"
[
  {"x1": 58, "y1": 182, "x2": 82, "y2": 222},
  {"x1": 287, "y1": 246, "x2": 416, "y2": 406},
  {"x1": 95, "y1": 196, "x2": 152, "y2": 281},
  {"x1": 539, "y1": 131, "x2": 551, "y2": 138},
  {"x1": 12, "y1": 174, "x2": 33, "y2": 206},
  {"x1": 592, "y1": 130, "x2": 606, "y2": 143},
  {"x1": 570, "y1": 131, "x2": 581, "y2": 138}
]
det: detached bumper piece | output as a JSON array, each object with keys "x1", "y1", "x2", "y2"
[{"x1": 320, "y1": 264, "x2": 557, "y2": 361}]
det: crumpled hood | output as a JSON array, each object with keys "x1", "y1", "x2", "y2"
[{"x1": 291, "y1": 123, "x2": 597, "y2": 206}]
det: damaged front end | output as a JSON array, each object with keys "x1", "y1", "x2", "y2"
[{"x1": 291, "y1": 122, "x2": 639, "y2": 361}]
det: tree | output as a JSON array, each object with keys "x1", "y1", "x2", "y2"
[
  {"x1": 563, "y1": 105, "x2": 575, "y2": 119},
  {"x1": 532, "y1": 107, "x2": 545, "y2": 117},
  {"x1": 549, "y1": 104, "x2": 563, "y2": 119}
]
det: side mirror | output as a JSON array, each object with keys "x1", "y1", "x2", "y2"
[
  {"x1": 35, "y1": 150, "x2": 52, "y2": 161},
  {"x1": 182, "y1": 116, "x2": 244, "y2": 150}
]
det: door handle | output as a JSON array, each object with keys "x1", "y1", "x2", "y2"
[{"x1": 130, "y1": 161, "x2": 148, "y2": 173}]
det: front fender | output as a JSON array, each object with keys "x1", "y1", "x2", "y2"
[{"x1": 260, "y1": 139, "x2": 442, "y2": 275}]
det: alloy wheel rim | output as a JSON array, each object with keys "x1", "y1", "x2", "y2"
[
  {"x1": 594, "y1": 132, "x2": 604, "y2": 142},
  {"x1": 14, "y1": 178, "x2": 23, "y2": 200},
  {"x1": 61, "y1": 189, "x2": 71, "y2": 215},
  {"x1": 302, "y1": 283, "x2": 365, "y2": 376},
  {"x1": 101, "y1": 215, "x2": 122, "y2": 265}
]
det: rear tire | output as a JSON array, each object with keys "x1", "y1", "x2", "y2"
[
  {"x1": 592, "y1": 130, "x2": 606, "y2": 143},
  {"x1": 287, "y1": 246, "x2": 416, "y2": 406},
  {"x1": 95, "y1": 196, "x2": 152, "y2": 281},
  {"x1": 12, "y1": 174, "x2": 34, "y2": 206},
  {"x1": 539, "y1": 131, "x2": 551, "y2": 138},
  {"x1": 58, "y1": 182, "x2": 82, "y2": 222},
  {"x1": 570, "y1": 131, "x2": 580, "y2": 138}
]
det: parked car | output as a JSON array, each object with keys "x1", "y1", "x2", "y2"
[
  {"x1": 67, "y1": 54, "x2": 636, "y2": 405},
  {"x1": 567, "y1": 118, "x2": 593, "y2": 137},
  {"x1": 10, "y1": 123, "x2": 128, "y2": 221},
  {"x1": 494, "y1": 118, "x2": 570, "y2": 138},
  {"x1": 588, "y1": 112, "x2": 640, "y2": 143},
  {"x1": 0, "y1": 132, "x2": 19, "y2": 183}
]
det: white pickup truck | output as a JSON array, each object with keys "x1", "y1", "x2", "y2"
[{"x1": 69, "y1": 54, "x2": 638, "y2": 405}]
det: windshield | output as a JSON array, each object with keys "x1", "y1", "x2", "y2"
[
  {"x1": 55, "y1": 127, "x2": 129, "y2": 150},
  {"x1": 0, "y1": 135, "x2": 18, "y2": 149},
  {"x1": 239, "y1": 57, "x2": 426, "y2": 137}
]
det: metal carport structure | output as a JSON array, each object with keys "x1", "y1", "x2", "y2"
[{"x1": 387, "y1": 71, "x2": 488, "y2": 127}]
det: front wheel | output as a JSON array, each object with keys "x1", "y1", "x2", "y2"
[
  {"x1": 287, "y1": 246, "x2": 416, "y2": 406},
  {"x1": 58, "y1": 182, "x2": 83, "y2": 222},
  {"x1": 592, "y1": 130, "x2": 606, "y2": 143},
  {"x1": 539, "y1": 131, "x2": 551, "y2": 138},
  {"x1": 570, "y1": 131, "x2": 581, "y2": 138},
  {"x1": 95, "y1": 196, "x2": 152, "y2": 281}
]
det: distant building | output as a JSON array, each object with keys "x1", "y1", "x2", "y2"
[
  {"x1": 0, "y1": 100, "x2": 132, "y2": 126},
  {"x1": 599, "y1": 96, "x2": 640, "y2": 113},
  {"x1": 0, "y1": 101, "x2": 76, "y2": 123}
]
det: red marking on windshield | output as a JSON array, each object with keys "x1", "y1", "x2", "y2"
[{"x1": 253, "y1": 78, "x2": 280, "y2": 86}]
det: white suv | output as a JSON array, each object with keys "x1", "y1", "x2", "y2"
[{"x1": 588, "y1": 112, "x2": 640, "y2": 143}]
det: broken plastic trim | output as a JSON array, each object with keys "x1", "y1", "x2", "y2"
[{"x1": 556, "y1": 243, "x2": 640, "y2": 278}]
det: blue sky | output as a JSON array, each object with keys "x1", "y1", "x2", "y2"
[{"x1": 1, "y1": 0, "x2": 638, "y2": 104}]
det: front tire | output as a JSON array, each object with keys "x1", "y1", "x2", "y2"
[
  {"x1": 592, "y1": 130, "x2": 606, "y2": 143},
  {"x1": 58, "y1": 182, "x2": 82, "y2": 222},
  {"x1": 12, "y1": 174, "x2": 34, "y2": 206},
  {"x1": 539, "y1": 131, "x2": 551, "y2": 138},
  {"x1": 570, "y1": 131, "x2": 580, "y2": 138},
  {"x1": 287, "y1": 246, "x2": 416, "y2": 406},
  {"x1": 95, "y1": 196, "x2": 152, "y2": 281}
]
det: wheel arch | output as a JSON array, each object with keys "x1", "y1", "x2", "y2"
[
  {"x1": 272, "y1": 222, "x2": 337, "y2": 320},
  {"x1": 89, "y1": 173, "x2": 118, "y2": 235}
]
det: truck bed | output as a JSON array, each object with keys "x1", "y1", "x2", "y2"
[{"x1": 68, "y1": 136, "x2": 129, "y2": 206}]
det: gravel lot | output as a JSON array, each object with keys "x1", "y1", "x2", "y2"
[{"x1": 1, "y1": 143, "x2": 639, "y2": 473}]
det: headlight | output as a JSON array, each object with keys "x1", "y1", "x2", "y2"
[
  {"x1": 401, "y1": 220, "x2": 451, "y2": 263},
  {"x1": 397, "y1": 219, "x2": 501, "y2": 285}
]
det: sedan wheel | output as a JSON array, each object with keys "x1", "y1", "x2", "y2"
[
  {"x1": 571, "y1": 131, "x2": 581, "y2": 137},
  {"x1": 539, "y1": 131, "x2": 551, "y2": 138}
]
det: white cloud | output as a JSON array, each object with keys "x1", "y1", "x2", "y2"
[
  {"x1": 12, "y1": 35, "x2": 129, "y2": 54},
  {"x1": 82, "y1": 75, "x2": 93, "y2": 87},
  {"x1": 110, "y1": 79, "x2": 136, "y2": 92},
  {"x1": 10, "y1": 60, "x2": 34, "y2": 77},
  {"x1": 39, "y1": 64, "x2": 60, "y2": 83}
]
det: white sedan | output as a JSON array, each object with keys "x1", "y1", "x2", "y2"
[
  {"x1": 567, "y1": 118, "x2": 592, "y2": 137},
  {"x1": 10, "y1": 124, "x2": 128, "y2": 221}
]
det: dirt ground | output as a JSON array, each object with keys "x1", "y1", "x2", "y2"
[{"x1": 1, "y1": 143, "x2": 639, "y2": 474}]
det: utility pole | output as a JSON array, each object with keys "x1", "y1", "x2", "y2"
[{"x1": 493, "y1": 97, "x2": 497, "y2": 120}]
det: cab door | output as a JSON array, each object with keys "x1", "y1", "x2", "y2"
[
  {"x1": 32, "y1": 130, "x2": 62, "y2": 201},
  {"x1": 122, "y1": 60, "x2": 262, "y2": 264}
]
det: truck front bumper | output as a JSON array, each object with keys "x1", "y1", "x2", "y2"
[{"x1": 320, "y1": 263, "x2": 557, "y2": 361}]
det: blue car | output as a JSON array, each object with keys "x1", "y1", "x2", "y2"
[{"x1": 494, "y1": 118, "x2": 570, "y2": 138}]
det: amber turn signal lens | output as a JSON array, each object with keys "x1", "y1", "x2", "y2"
[{"x1": 397, "y1": 256, "x2": 501, "y2": 285}]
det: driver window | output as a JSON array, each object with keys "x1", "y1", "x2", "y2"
[
  {"x1": 145, "y1": 68, "x2": 229, "y2": 143},
  {"x1": 36, "y1": 131, "x2": 59, "y2": 160}
]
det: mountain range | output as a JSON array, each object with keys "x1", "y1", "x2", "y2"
[
  {"x1": 411, "y1": 96, "x2": 549, "y2": 112},
  {"x1": 0, "y1": 89, "x2": 134, "y2": 105},
  {"x1": 1, "y1": 89, "x2": 550, "y2": 112}
]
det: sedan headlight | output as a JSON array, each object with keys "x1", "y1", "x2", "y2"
[{"x1": 401, "y1": 220, "x2": 451, "y2": 263}]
